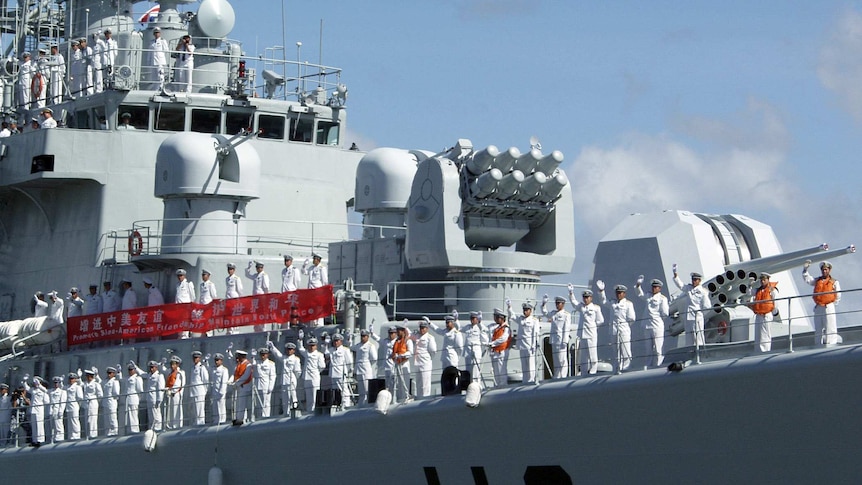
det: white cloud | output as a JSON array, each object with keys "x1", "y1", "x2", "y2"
[{"x1": 818, "y1": 8, "x2": 862, "y2": 122}]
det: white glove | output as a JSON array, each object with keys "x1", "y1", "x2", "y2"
[
  {"x1": 66, "y1": 293, "x2": 72, "y2": 299},
  {"x1": 636, "y1": 275, "x2": 644, "y2": 286},
  {"x1": 452, "y1": 309, "x2": 458, "y2": 320},
  {"x1": 567, "y1": 283, "x2": 574, "y2": 293},
  {"x1": 247, "y1": 261, "x2": 254, "y2": 267},
  {"x1": 542, "y1": 294, "x2": 549, "y2": 304},
  {"x1": 505, "y1": 297, "x2": 511, "y2": 308},
  {"x1": 23, "y1": 373, "x2": 30, "y2": 382},
  {"x1": 303, "y1": 258, "x2": 310, "y2": 267},
  {"x1": 368, "y1": 323, "x2": 374, "y2": 334},
  {"x1": 227, "y1": 342, "x2": 234, "y2": 350},
  {"x1": 76, "y1": 368, "x2": 82, "y2": 377},
  {"x1": 803, "y1": 260, "x2": 811, "y2": 270},
  {"x1": 267, "y1": 340, "x2": 274, "y2": 349},
  {"x1": 672, "y1": 263, "x2": 678, "y2": 274},
  {"x1": 422, "y1": 316, "x2": 431, "y2": 325},
  {"x1": 298, "y1": 329, "x2": 304, "y2": 340},
  {"x1": 204, "y1": 353, "x2": 211, "y2": 361},
  {"x1": 129, "y1": 360, "x2": 136, "y2": 367},
  {"x1": 91, "y1": 366, "x2": 98, "y2": 374},
  {"x1": 596, "y1": 280, "x2": 605, "y2": 291},
  {"x1": 477, "y1": 311, "x2": 482, "y2": 321}
]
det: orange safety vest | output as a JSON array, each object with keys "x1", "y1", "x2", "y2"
[
  {"x1": 166, "y1": 370, "x2": 177, "y2": 388},
  {"x1": 392, "y1": 338, "x2": 409, "y2": 364},
  {"x1": 750, "y1": 282, "x2": 778, "y2": 315},
  {"x1": 813, "y1": 277, "x2": 837, "y2": 306},
  {"x1": 234, "y1": 360, "x2": 252, "y2": 386},
  {"x1": 492, "y1": 324, "x2": 510, "y2": 352}
]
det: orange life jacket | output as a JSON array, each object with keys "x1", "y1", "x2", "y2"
[
  {"x1": 392, "y1": 338, "x2": 409, "y2": 364},
  {"x1": 234, "y1": 360, "x2": 252, "y2": 386},
  {"x1": 813, "y1": 277, "x2": 837, "y2": 306},
  {"x1": 750, "y1": 282, "x2": 778, "y2": 315},
  {"x1": 492, "y1": 324, "x2": 510, "y2": 352},
  {"x1": 166, "y1": 370, "x2": 177, "y2": 388}
]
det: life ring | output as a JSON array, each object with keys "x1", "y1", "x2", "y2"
[
  {"x1": 31, "y1": 72, "x2": 44, "y2": 99},
  {"x1": 128, "y1": 230, "x2": 143, "y2": 256},
  {"x1": 716, "y1": 320, "x2": 729, "y2": 336}
]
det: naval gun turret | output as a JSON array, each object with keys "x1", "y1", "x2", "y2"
[{"x1": 331, "y1": 138, "x2": 574, "y2": 318}]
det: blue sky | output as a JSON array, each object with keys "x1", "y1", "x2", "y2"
[{"x1": 163, "y1": 1, "x2": 862, "y2": 298}]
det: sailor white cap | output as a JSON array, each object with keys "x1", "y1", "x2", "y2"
[
  {"x1": 143, "y1": 277, "x2": 153, "y2": 285},
  {"x1": 418, "y1": 320, "x2": 429, "y2": 328},
  {"x1": 106, "y1": 367, "x2": 117, "y2": 374},
  {"x1": 47, "y1": 290, "x2": 58, "y2": 298},
  {"x1": 148, "y1": 361, "x2": 159, "y2": 367},
  {"x1": 70, "y1": 287, "x2": 80, "y2": 293},
  {"x1": 236, "y1": 350, "x2": 247, "y2": 356},
  {"x1": 128, "y1": 363, "x2": 136, "y2": 370},
  {"x1": 492, "y1": 308, "x2": 506, "y2": 318},
  {"x1": 71, "y1": 40, "x2": 79, "y2": 46},
  {"x1": 820, "y1": 261, "x2": 832, "y2": 269},
  {"x1": 0, "y1": 383, "x2": 7, "y2": 389},
  {"x1": 759, "y1": 272, "x2": 771, "y2": 279},
  {"x1": 651, "y1": 279, "x2": 664, "y2": 287},
  {"x1": 259, "y1": 347, "x2": 270, "y2": 355},
  {"x1": 254, "y1": 261, "x2": 264, "y2": 267},
  {"x1": 22, "y1": 51, "x2": 31, "y2": 57},
  {"x1": 121, "y1": 278, "x2": 131, "y2": 284},
  {"x1": 387, "y1": 326, "x2": 397, "y2": 333},
  {"x1": 284, "y1": 255, "x2": 293, "y2": 261},
  {"x1": 170, "y1": 355, "x2": 182, "y2": 365},
  {"x1": 176, "y1": 269, "x2": 186, "y2": 276},
  {"x1": 53, "y1": 376, "x2": 63, "y2": 383},
  {"x1": 284, "y1": 342, "x2": 297, "y2": 350},
  {"x1": 191, "y1": 350, "x2": 202, "y2": 357},
  {"x1": 332, "y1": 333, "x2": 343, "y2": 341},
  {"x1": 444, "y1": 315, "x2": 455, "y2": 322},
  {"x1": 89, "y1": 283, "x2": 99, "y2": 288},
  {"x1": 554, "y1": 296, "x2": 566, "y2": 303},
  {"x1": 690, "y1": 272, "x2": 703, "y2": 279},
  {"x1": 41, "y1": 107, "x2": 52, "y2": 114},
  {"x1": 522, "y1": 302, "x2": 534, "y2": 310},
  {"x1": 38, "y1": 48, "x2": 47, "y2": 54},
  {"x1": 307, "y1": 338, "x2": 318, "y2": 345},
  {"x1": 153, "y1": 27, "x2": 161, "y2": 33},
  {"x1": 214, "y1": 353, "x2": 224, "y2": 360},
  {"x1": 68, "y1": 372, "x2": 79, "y2": 379},
  {"x1": 582, "y1": 289, "x2": 593, "y2": 297},
  {"x1": 84, "y1": 369, "x2": 95, "y2": 376},
  {"x1": 360, "y1": 329, "x2": 370, "y2": 336},
  {"x1": 469, "y1": 311, "x2": 481, "y2": 318},
  {"x1": 121, "y1": 112, "x2": 131, "y2": 118},
  {"x1": 227, "y1": 263, "x2": 236, "y2": 269},
  {"x1": 104, "y1": 28, "x2": 112, "y2": 34},
  {"x1": 312, "y1": 252, "x2": 322, "y2": 259},
  {"x1": 201, "y1": 269, "x2": 211, "y2": 275},
  {"x1": 615, "y1": 284, "x2": 628, "y2": 292}
]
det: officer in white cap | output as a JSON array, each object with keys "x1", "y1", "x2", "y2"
[
  {"x1": 268, "y1": 341, "x2": 302, "y2": 415},
  {"x1": 132, "y1": 360, "x2": 165, "y2": 431},
  {"x1": 64, "y1": 372, "x2": 83, "y2": 439},
  {"x1": 413, "y1": 320, "x2": 437, "y2": 397},
  {"x1": 390, "y1": 325, "x2": 414, "y2": 403},
  {"x1": 568, "y1": 287, "x2": 605, "y2": 376},
  {"x1": 103, "y1": 29, "x2": 117, "y2": 79},
  {"x1": 429, "y1": 313, "x2": 464, "y2": 371},
  {"x1": 49, "y1": 376, "x2": 66, "y2": 443},
  {"x1": 541, "y1": 295, "x2": 572, "y2": 379},
  {"x1": 102, "y1": 367, "x2": 120, "y2": 436},
  {"x1": 245, "y1": 261, "x2": 271, "y2": 331},
  {"x1": 348, "y1": 330, "x2": 376, "y2": 406},
  {"x1": 46, "y1": 44, "x2": 65, "y2": 104},
  {"x1": 82, "y1": 368, "x2": 103, "y2": 438},
  {"x1": 597, "y1": 282, "x2": 636, "y2": 372},
  {"x1": 47, "y1": 290, "x2": 64, "y2": 323},
  {"x1": 462, "y1": 311, "x2": 489, "y2": 388},
  {"x1": 24, "y1": 376, "x2": 48, "y2": 446},
  {"x1": 487, "y1": 309, "x2": 511, "y2": 387},
  {"x1": 672, "y1": 265, "x2": 712, "y2": 348},
  {"x1": 635, "y1": 277, "x2": 669, "y2": 366},
  {"x1": 324, "y1": 334, "x2": 354, "y2": 406},
  {"x1": 121, "y1": 279, "x2": 137, "y2": 310},
  {"x1": 78, "y1": 37, "x2": 94, "y2": 95},
  {"x1": 209, "y1": 353, "x2": 229, "y2": 424},
  {"x1": 281, "y1": 255, "x2": 301, "y2": 292},
  {"x1": 40, "y1": 107, "x2": 57, "y2": 129},
  {"x1": 83, "y1": 283, "x2": 103, "y2": 315},
  {"x1": 225, "y1": 263, "x2": 243, "y2": 298},
  {"x1": 149, "y1": 27, "x2": 169, "y2": 90},
  {"x1": 370, "y1": 324, "x2": 398, "y2": 394},
  {"x1": 17, "y1": 52, "x2": 34, "y2": 109},
  {"x1": 33, "y1": 290, "x2": 48, "y2": 317},
  {"x1": 164, "y1": 355, "x2": 185, "y2": 429},
  {"x1": 199, "y1": 269, "x2": 217, "y2": 305},
  {"x1": 0, "y1": 383, "x2": 10, "y2": 445},
  {"x1": 747, "y1": 272, "x2": 779, "y2": 352},
  {"x1": 297, "y1": 338, "x2": 326, "y2": 412},
  {"x1": 252, "y1": 347, "x2": 276, "y2": 418},
  {"x1": 802, "y1": 260, "x2": 842, "y2": 346},
  {"x1": 124, "y1": 363, "x2": 144, "y2": 433},
  {"x1": 189, "y1": 351, "x2": 209, "y2": 425},
  {"x1": 67, "y1": 287, "x2": 84, "y2": 318},
  {"x1": 102, "y1": 281, "x2": 121, "y2": 313},
  {"x1": 143, "y1": 276, "x2": 165, "y2": 307},
  {"x1": 175, "y1": 269, "x2": 195, "y2": 338},
  {"x1": 508, "y1": 300, "x2": 541, "y2": 384},
  {"x1": 230, "y1": 350, "x2": 253, "y2": 425},
  {"x1": 302, "y1": 253, "x2": 329, "y2": 327}
]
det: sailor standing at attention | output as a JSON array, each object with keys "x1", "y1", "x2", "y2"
[
  {"x1": 17, "y1": 52, "x2": 33, "y2": 109},
  {"x1": 175, "y1": 269, "x2": 195, "y2": 338},
  {"x1": 488, "y1": 309, "x2": 511, "y2": 387},
  {"x1": 349, "y1": 330, "x2": 376, "y2": 406},
  {"x1": 124, "y1": 363, "x2": 144, "y2": 433},
  {"x1": 102, "y1": 281, "x2": 121, "y2": 313},
  {"x1": 252, "y1": 347, "x2": 277, "y2": 419},
  {"x1": 225, "y1": 263, "x2": 244, "y2": 298},
  {"x1": 64, "y1": 373, "x2": 83, "y2": 440},
  {"x1": 121, "y1": 279, "x2": 137, "y2": 310},
  {"x1": 198, "y1": 270, "x2": 217, "y2": 337},
  {"x1": 391, "y1": 325, "x2": 414, "y2": 403},
  {"x1": 49, "y1": 376, "x2": 66, "y2": 443},
  {"x1": 568, "y1": 287, "x2": 604, "y2": 376},
  {"x1": 134, "y1": 361, "x2": 165, "y2": 432},
  {"x1": 324, "y1": 334, "x2": 354, "y2": 406},
  {"x1": 78, "y1": 37, "x2": 94, "y2": 95},
  {"x1": 83, "y1": 283, "x2": 103, "y2": 315},
  {"x1": 541, "y1": 295, "x2": 572, "y2": 378},
  {"x1": 229, "y1": 350, "x2": 253, "y2": 425},
  {"x1": 82, "y1": 368, "x2": 103, "y2": 439},
  {"x1": 302, "y1": 253, "x2": 329, "y2": 327},
  {"x1": 188, "y1": 351, "x2": 209, "y2": 425},
  {"x1": 246, "y1": 261, "x2": 271, "y2": 332},
  {"x1": 370, "y1": 325, "x2": 398, "y2": 394},
  {"x1": 297, "y1": 338, "x2": 326, "y2": 412},
  {"x1": 429, "y1": 313, "x2": 464, "y2": 370},
  {"x1": 103, "y1": 29, "x2": 118, "y2": 80},
  {"x1": 802, "y1": 260, "x2": 842, "y2": 346},
  {"x1": 150, "y1": 27, "x2": 169, "y2": 90},
  {"x1": 748, "y1": 273, "x2": 779, "y2": 352},
  {"x1": 163, "y1": 356, "x2": 185, "y2": 429},
  {"x1": 462, "y1": 311, "x2": 489, "y2": 388},
  {"x1": 209, "y1": 353, "x2": 229, "y2": 424},
  {"x1": 597, "y1": 282, "x2": 636, "y2": 373},
  {"x1": 635, "y1": 277, "x2": 669, "y2": 367},
  {"x1": 0, "y1": 384, "x2": 10, "y2": 445},
  {"x1": 281, "y1": 255, "x2": 301, "y2": 292},
  {"x1": 672, "y1": 265, "x2": 711, "y2": 348},
  {"x1": 102, "y1": 367, "x2": 120, "y2": 436},
  {"x1": 414, "y1": 319, "x2": 437, "y2": 397},
  {"x1": 508, "y1": 300, "x2": 541, "y2": 384}
]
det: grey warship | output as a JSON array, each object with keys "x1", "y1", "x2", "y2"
[{"x1": 0, "y1": 1, "x2": 860, "y2": 484}]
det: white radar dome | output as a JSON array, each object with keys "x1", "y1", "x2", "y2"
[{"x1": 196, "y1": 0, "x2": 236, "y2": 39}]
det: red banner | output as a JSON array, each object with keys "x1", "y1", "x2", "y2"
[{"x1": 67, "y1": 286, "x2": 333, "y2": 346}]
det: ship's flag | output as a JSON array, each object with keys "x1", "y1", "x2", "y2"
[{"x1": 139, "y1": 5, "x2": 160, "y2": 24}]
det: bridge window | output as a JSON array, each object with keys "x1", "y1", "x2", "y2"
[
  {"x1": 289, "y1": 115, "x2": 313, "y2": 143},
  {"x1": 117, "y1": 105, "x2": 149, "y2": 130},
  {"x1": 154, "y1": 105, "x2": 185, "y2": 131},
  {"x1": 316, "y1": 121, "x2": 340, "y2": 146},
  {"x1": 191, "y1": 109, "x2": 220, "y2": 134},
  {"x1": 258, "y1": 114, "x2": 285, "y2": 140},
  {"x1": 226, "y1": 111, "x2": 253, "y2": 136}
]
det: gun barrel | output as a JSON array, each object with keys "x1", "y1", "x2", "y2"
[{"x1": 724, "y1": 243, "x2": 829, "y2": 273}]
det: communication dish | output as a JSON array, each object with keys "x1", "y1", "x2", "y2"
[
  {"x1": 196, "y1": 0, "x2": 236, "y2": 39},
  {"x1": 529, "y1": 135, "x2": 542, "y2": 151}
]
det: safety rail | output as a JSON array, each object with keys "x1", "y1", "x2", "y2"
[{"x1": 1, "y1": 287, "x2": 861, "y2": 450}]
